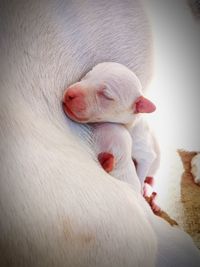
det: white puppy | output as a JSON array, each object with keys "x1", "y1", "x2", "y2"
[
  {"x1": 63, "y1": 62, "x2": 160, "y2": 191},
  {"x1": 1, "y1": 0, "x2": 200, "y2": 266},
  {"x1": 63, "y1": 62, "x2": 156, "y2": 125}
]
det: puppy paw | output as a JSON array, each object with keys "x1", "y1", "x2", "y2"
[{"x1": 98, "y1": 152, "x2": 115, "y2": 173}]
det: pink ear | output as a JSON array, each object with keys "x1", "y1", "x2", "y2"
[{"x1": 134, "y1": 96, "x2": 156, "y2": 114}]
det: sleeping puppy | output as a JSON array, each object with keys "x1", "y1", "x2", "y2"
[
  {"x1": 63, "y1": 62, "x2": 155, "y2": 125},
  {"x1": 63, "y1": 62, "x2": 160, "y2": 195}
]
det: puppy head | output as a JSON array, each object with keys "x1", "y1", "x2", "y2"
[{"x1": 63, "y1": 62, "x2": 156, "y2": 124}]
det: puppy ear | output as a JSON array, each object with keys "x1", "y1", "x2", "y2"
[{"x1": 133, "y1": 96, "x2": 156, "y2": 113}]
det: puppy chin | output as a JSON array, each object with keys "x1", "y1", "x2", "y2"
[{"x1": 63, "y1": 103, "x2": 89, "y2": 123}]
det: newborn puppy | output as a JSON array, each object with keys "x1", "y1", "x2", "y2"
[
  {"x1": 93, "y1": 123, "x2": 141, "y2": 193},
  {"x1": 63, "y1": 62, "x2": 160, "y2": 210},
  {"x1": 63, "y1": 62, "x2": 160, "y2": 187},
  {"x1": 63, "y1": 62, "x2": 156, "y2": 125}
]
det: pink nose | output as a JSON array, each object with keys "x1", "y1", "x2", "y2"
[
  {"x1": 63, "y1": 87, "x2": 86, "y2": 112},
  {"x1": 65, "y1": 88, "x2": 79, "y2": 100}
]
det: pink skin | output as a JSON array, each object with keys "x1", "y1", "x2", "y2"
[
  {"x1": 145, "y1": 176, "x2": 155, "y2": 187},
  {"x1": 98, "y1": 152, "x2": 115, "y2": 173},
  {"x1": 63, "y1": 85, "x2": 89, "y2": 121},
  {"x1": 143, "y1": 177, "x2": 160, "y2": 213},
  {"x1": 143, "y1": 177, "x2": 155, "y2": 197},
  {"x1": 147, "y1": 192, "x2": 161, "y2": 213},
  {"x1": 134, "y1": 96, "x2": 156, "y2": 114}
]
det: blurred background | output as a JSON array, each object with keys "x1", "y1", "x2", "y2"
[{"x1": 143, "y1": 0, "x2": 200, "y2": 247}]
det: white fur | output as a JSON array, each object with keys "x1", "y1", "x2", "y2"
[
  {"x1": 64, "y1": 62, "x2": 144, "y2": 124},
  {"x1": 0, "y1": 0, "x2": 200, "y2": 266},
  {"x1": 191, "y1": 153, "x2": 200, "y2": 185},
  {"x1": 68, "y1": 62, "x2": 160, "y2": 187},
  {"x1": 130, "y1": 117, "x2": 160, "y2": 184},
  {"x1": 93, "y1": 123, "x2": 141, "y2": 192}
]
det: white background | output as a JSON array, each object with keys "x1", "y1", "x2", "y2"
[{"x1": 143, "y1": 0, "x2": 200, "y2": 202}]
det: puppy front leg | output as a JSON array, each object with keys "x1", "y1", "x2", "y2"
[{"x1": 135, "y1": 158, "x2": 155, "y2": 187}]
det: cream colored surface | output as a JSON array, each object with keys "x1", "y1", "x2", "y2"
[{"x1": 154, "y1": 150, "x2": 200, "y2": 249}]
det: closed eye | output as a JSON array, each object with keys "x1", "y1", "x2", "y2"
[{"x1": 97, "y1": 89, "x2": 115, "y2": 101}]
